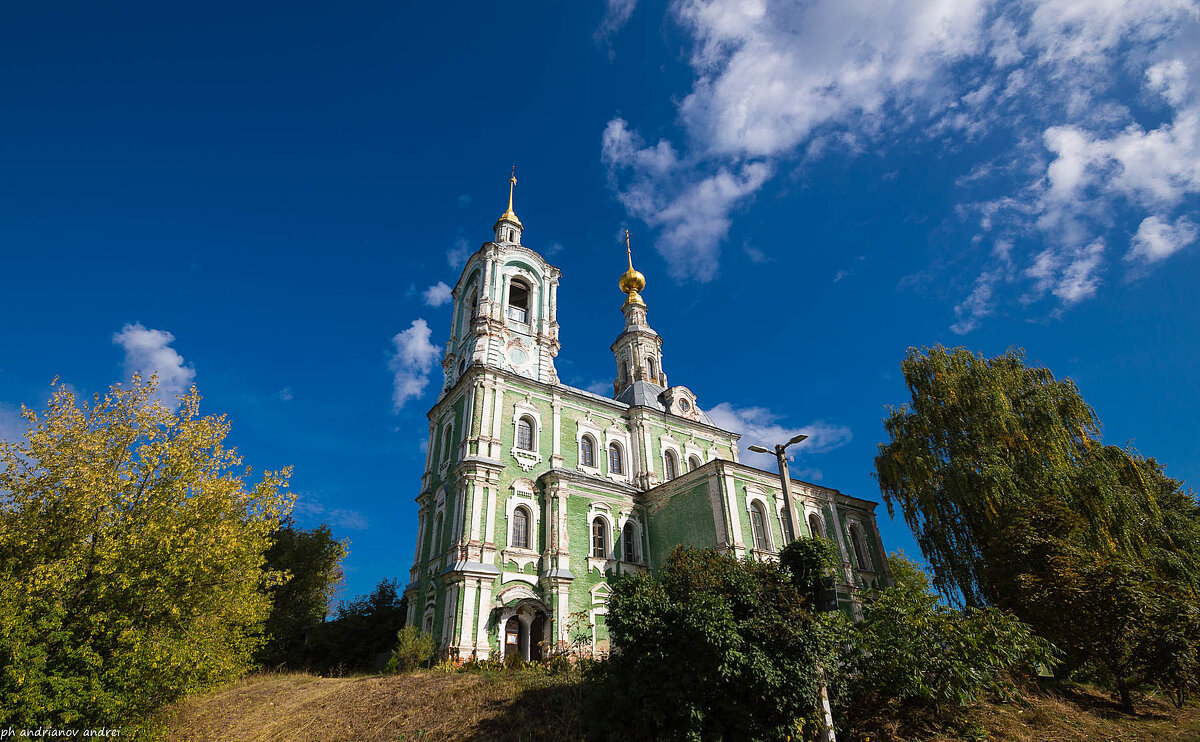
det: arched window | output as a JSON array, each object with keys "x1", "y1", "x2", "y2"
[
  {"x1": 664, "y1": 450, "x2": 678, "y2": 481},
  {"x1": 423, "y1": 614, "x2": 434, "y2": 634},
  {"x1": 516, "y1": 416, "x2": 535, "y2": 451},
  {"x1": 646, "y1": 357, "x2": 656, "y2": 380},
  {"x1": 432, "y1": 512, "x2": 444, "y2": 554},
  {"x1": 609, "y1": 442, "x2": 624, "y2": 475},
  {"x1": 688, "y1": 455, "x2": 702, "y2": 472},
  {"x1": 591, "y1": 517, "x2": 608, "y2": 558},
  {"x1": 442, "y1": 425, "x2": 454, "y2": 463},
  {"x1": 780, "y1": 508, "x2": 794, "y2": 542},
  {"x1": 808, "y1": 513, "x2": 824, "y2": 539},
  {"x1": 511, "y1": 506, "x2": 531, "y2": 549},
  {"x1": 850, "y1": 524, "x2": 870, "y2": 570},
  {"x1": 749, "y1": 502, "x2": 770, "y2": 551},
  {"x1": 507, "y1": 279, "x2": 530, "y2": 323},
  {"x1": 580, "y1": 435, "x2": 596, "y2": 468},
  {"x1": 622, "y1": 522, "x2": 637, "y2": 562},
  {"x1": 462, "y1": 288, "x2": 478, "y2": 336}
]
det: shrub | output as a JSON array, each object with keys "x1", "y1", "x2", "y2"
[
  {"x1": 839, "y1": 556, "x2": 1059, "y2": 720},
  {"x1": 586, "y1": 547, "x2": 838, "y2": 742},
  {"x1": 384, "y1": 627, "x2": 435, "y2": 674}
]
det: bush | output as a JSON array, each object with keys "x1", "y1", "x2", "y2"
[
  {"x1": 384, "y1": 627, "x2": 435, "y2": 674},
  {"x1": 837, "y1": 554, "x2": 1059, "y2": 734},
  {"x1": 585, "y1": 547, "x2": 838, "y2": 742}
]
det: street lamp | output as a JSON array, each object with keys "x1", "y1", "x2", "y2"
[
  {"x1": 750, "y1": 433, "x2": 838, "y2": 742},
  {"x1": 748, "y1": 433, "x2": 808, "y2": 546}
]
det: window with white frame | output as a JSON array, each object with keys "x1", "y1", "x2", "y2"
[
  {"x1": 808, "y1": 512, "x2": 824, "y2": 539},
  {"x1": 591, "y1": 517, "x2": 608, "y2": 558},
  {"x1": 580, "y1": 434, "x2": 596, "y2": 468},
  {"x1": 608, "y1": 442, "x2": 624, "y2": 475},
  {"x1": 442, "y1": 424, "x2": 454, "y2": 464},
  {"x1": 664, "y1": 449, "x2": 678, "y2": 481},
  {"x1": 780, "y1": 507, "x2": 794, "y2": 542},
  {"x1": 850, "y1": 524, "x2": 870, "y2": 570},
  {"x1": 688, "y1": 454, "x2": 702, "y2": 472},
  {"x1": 507, "y1": 279, "x2": 530, "y2": 323},
  {"x1": 622, "y1": 521, "x2": 637, "y2": 562},
  {"x1": 516, "y1": 416, "x2": 535, "y2": 451},
  {"x1": 749, "y1": 501, "x2": 770, "y2": 551},
  {"x1": 511, "y1": 505, "x2": 531, "y2": 549}
]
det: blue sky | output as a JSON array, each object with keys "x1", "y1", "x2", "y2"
[{"x1": 2, "y1": 1, "x2": 1198, "y2": 602}]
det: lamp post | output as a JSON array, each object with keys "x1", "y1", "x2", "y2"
[
  {"x1": 749, "y1": 434, "x2": 838, "y2": 742},
  {"x1": 748, "y1": 433, "x2": 807, "y2": 546}
]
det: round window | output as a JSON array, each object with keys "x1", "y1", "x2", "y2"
[{"x1": 679, "y1": 398, "x2": 691, "y2": 412}]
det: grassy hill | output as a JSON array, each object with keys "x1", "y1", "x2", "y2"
[{"x1": 145, "y1": 669, "x2": 1200, "y2": 742}]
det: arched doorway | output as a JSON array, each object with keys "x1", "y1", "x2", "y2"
[
  {"x1": 504, "y1": 615, "x2": 524, "y2": 660},
  {"x1": 495, "y1": 595, "x2": 551, "y2": 661}
]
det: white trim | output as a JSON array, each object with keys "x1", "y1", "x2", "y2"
[
  {"x1": 502, "y1": 479, "x2": 540, "y2": 569},
  {"x1": 745, "y1": 488, "x2": 775, "y2": 553},
  {"x1": 604, "y1": 428, "x2": 632, "y2": 483},
  {"x1": 616, "y1": 512, "x2": 643, "y2": 564},
  {"x1": 575, "y1": 417, "x2": 604, "y2": 476},
  {"x1": 586, "y1": 504, "x2": 616, "y2": 574},
  {"x1": 510, "y1": 401, "x2": 543, "y2": 471}
]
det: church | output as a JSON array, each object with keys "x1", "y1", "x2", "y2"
[{"x1": 403, "y1": 174, "x2": 892, "y2": 660}]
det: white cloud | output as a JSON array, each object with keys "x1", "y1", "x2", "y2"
[
  {"x1": 447, "y1": 237, "x2": 473, "y2": 268},
  {"x1": 1128, "y1": 214, "x2": 1199, "y2": 262},
  {"x1": 423, "y1": 281, "x2": 453, "y2": 307},
  {"x1": 112, "y1": 323, "x2": 195, "y2": 406},
  {"x1": 0, "y1": 404, "x2": 28, "y2": 445},
  {"x1": 585, "y1": 379, "x2": 612, "y2": 396},
  {"x1": 277, "y1": 387, "x2": 293, "y2": 402},
  {"x1": 706, "y1": 402, "x2": 852, "y2": 466},
  {"x1": 292, "y1": 492, "x2": 368, "y2": 531},
  {"x1": 602, "y1": 118, "x2": 771, "y2": 281},
  {"x1": 743, "y1": 244, "x2": 774, "y2": 264},
  {"x1": 1147, "y1": 59, "x2": 1190, "y2": 105},
  {"x1": 605, "y1": 0, "x2": 1200, "y2": 330},
  {"x1": 389, "y1": 319, "x2": 441, "y2": 412},
  {"x1": 596, "y1": 0, "x2": 638, "y2": 44}
]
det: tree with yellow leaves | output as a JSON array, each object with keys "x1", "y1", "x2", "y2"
[{"x1": 0, "y1": 375, "x2": 292, "y2": 727}]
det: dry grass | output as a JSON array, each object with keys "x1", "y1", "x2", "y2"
[
  {"x1": 144, "y1": 668, "x2": 584, "y2": 742},
  {"x1": 953, "y1": 684, "x2": 1200, "y2": 742},
  {"x1": 144, "y1": 671, "x2": 1200, "y2": 742}
]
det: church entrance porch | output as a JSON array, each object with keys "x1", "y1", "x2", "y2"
[{"x1": 497, "y1": 598, "x2": 550, "y2": 662}]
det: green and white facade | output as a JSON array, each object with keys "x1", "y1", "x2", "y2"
[{"x1": 403, "y1": 192, "x2": 891, "y2": 660}]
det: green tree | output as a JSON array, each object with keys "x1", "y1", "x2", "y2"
[
  {"x1": 304, "y1": 578, "x2": 408, "y2": 673},
  {"x1": 841, "y1": 558, "x2": 1058, "y2": 715},
  {"x1": 384, "y1": 626, "x2": 435, "y2": 673},
  {"x1": 587, "y1": 547, "x2": 838, "y2": 742},
  {"x1": 256, "y1": 519, "x2": 347, "y2": 668},
  {"x1": 875, "y1": 346, "x2": 1200, "y2": 710},
  {"x1": 0, "y1": 376, "x2": 291, "y2": 727}
]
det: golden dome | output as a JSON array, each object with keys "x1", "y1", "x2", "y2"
[
  {"x1": 497, "y1": 167, "x2": 522, "y2": 228},
  {"x1": 620, "y1": 266, "x2": 645, "y2": 294},
  {"x1": 619, "y1": 230, "x2": 646, "y2": 306}
]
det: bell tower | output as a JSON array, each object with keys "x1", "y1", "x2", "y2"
[
  {"x1": 611, "y1": 231, "x2": 666, "y2": 397},
  {"x1": 441, "y1": 169, "x2": 561, "y2": 392}
]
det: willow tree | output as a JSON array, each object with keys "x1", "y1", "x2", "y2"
[
  {"x1": 0, "y1": 376, "x2": 292, "y2": 727},
  {"x1": 875, "y1": 346, "x2": 1200, "y2": 710},
  {"x1": 875, "y1": 346, "x2": 1197, "y2": 608}
]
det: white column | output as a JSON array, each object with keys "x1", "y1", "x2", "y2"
[
  {"x1": 551, "y1": 397, "x2": 562, "y2": 466},
  {"x1": 459, "y1": 577, "x2": 478, "y2": 658},
  {"x1": 475, "y1": 579, "x2": 494, "y2": 658},
  {"x1": 490, "y1": 383, "x2": 505, "y2": 458},
  {"x1": 484, "y1": 484, "x2": 497, "y2": 544},
  {"x1": 723, "y1": 472, "x2": 744, "y2": 550},
  {"x1": 469, "y1": 479, "x2": 483, "y2": 541}
]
